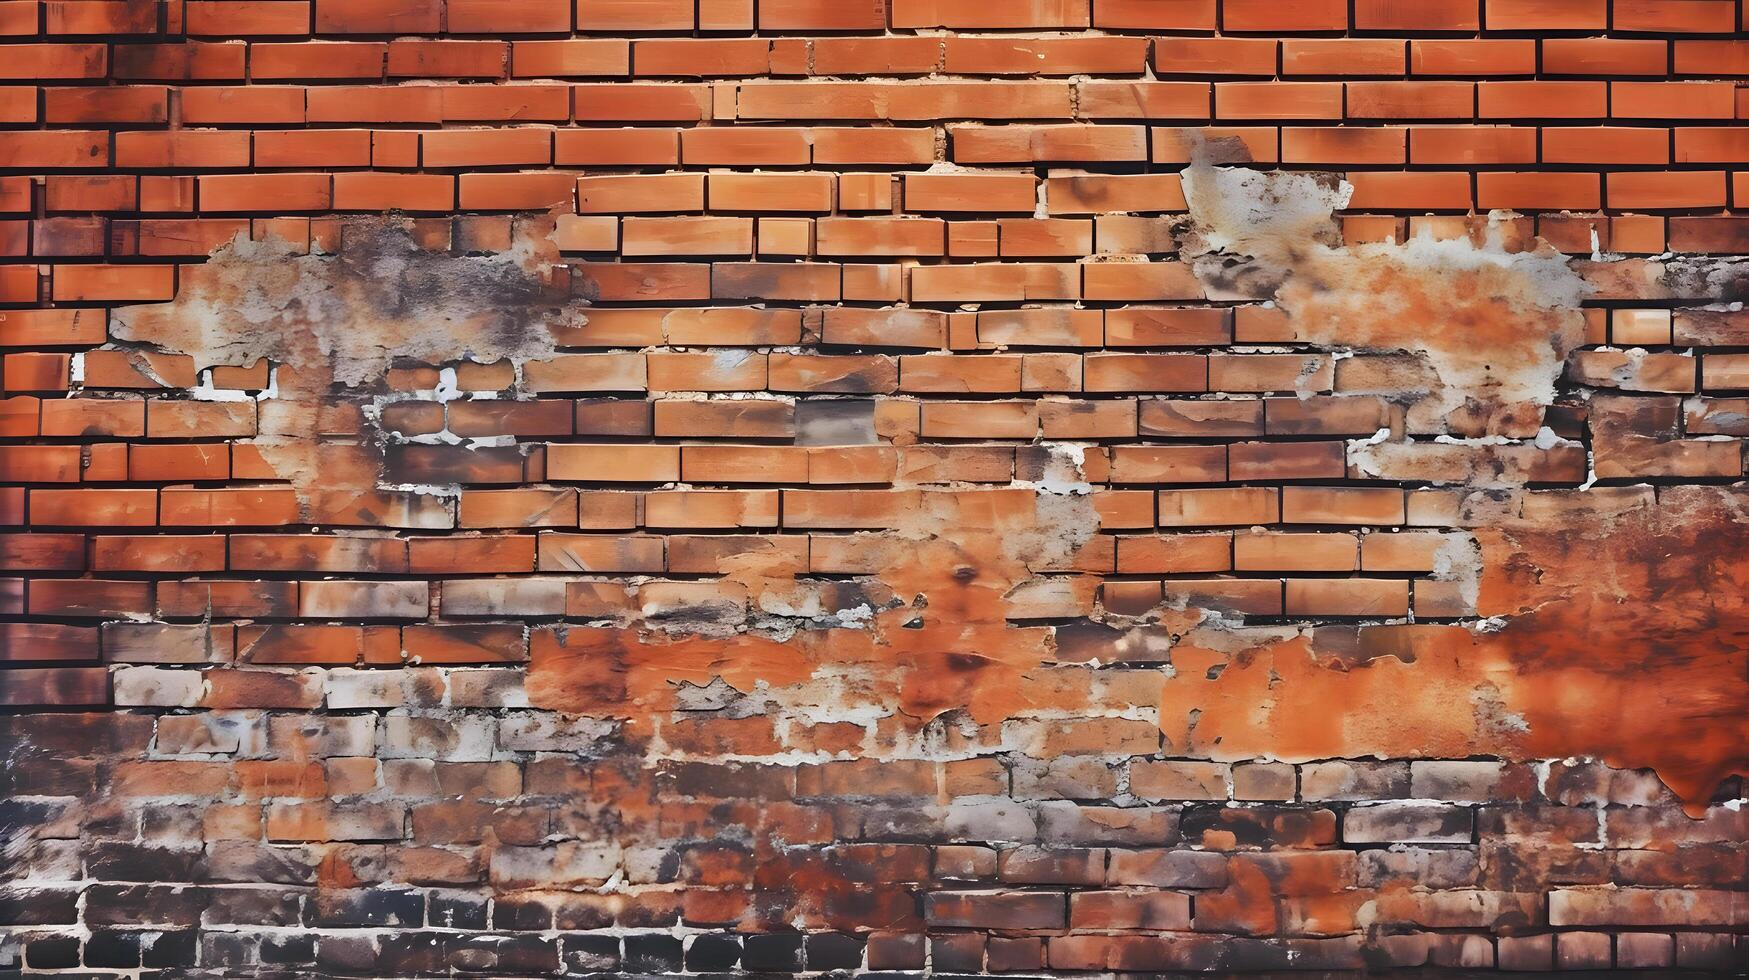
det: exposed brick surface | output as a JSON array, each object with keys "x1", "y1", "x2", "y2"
[{"x1": 1, "y1": 0, "x2": 1748, "y2": 975}]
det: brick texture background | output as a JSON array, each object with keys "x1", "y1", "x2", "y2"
[{"x1": 3, "y1": 0, "x2": 1749, "y2": 975}]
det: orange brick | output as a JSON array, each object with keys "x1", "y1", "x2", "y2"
[
  {"x1": 708, "y1": 173, "x2": 835, "y2": 213},
  {"x1": 574, "y1": 82, "x2": 710, "y2": 122},
  {"x1": 891, "y1": 0, "x2": 1087, "y2": 28},
  {"x1": 387, "y1": 39, "x2": 507, "y2": 78},
  {"x1": 332, "y1": 172, "x2": 455, "y2": 211},
  {"x1": 1346, "y1": 82, "x2": 1474, "y2": 120},
  {"x1": 1045, "y1": 173, "x2": 1185, "y2": 214},
  {"x1": 1284, "y1": 578, "x2": 1409, "y2": 617},
  {"x1": 946, "y1": 35, "x2": 1146, "y2": 75},
  {"x1": 440, "y1": 84, "x2": 569, "y2": 122},
  {"x1": 1411, "y1": 39, "x2": 1536, "y2": 75},
  {"x1": 1484, "y1": 0, "x2": 1606, "y2": 30},
  {"x1": 1093, "y1": 0, "x2": 1215, "y2": 29},
  {"x1": 306, "y1": 85, "x2": 441, "y2": 124},
  {"x1": 512, "y1": 39, "x2": 630, "y2": 77},
  {"x1": 159, "y1": 488, "x2": 301, "y2": 526},
  {"x1": 622, "y1": 216, "x2": 754, "y2": 257},
  {"x1": 1158, "y1": 488, "x2": 1279, "y2": 527},
  {"x1": 130, "y1": 444, "x2": 231, "y2": 482},
  {"x1": 578, "y1": 173, "x2": 704, "y2": 214},
  {"x1": 1078, "y1": 82, "x2": 1209, "y2": 120},
  {"x1": 188, "y1": 1, "x2": 314, "y2": 35},
  {"x1": 634, "y1": 38, "x2": 771, "y2": 77},
  {"x1": 314, "y1": 0, "x2": 436, "y2": 32},
  {"x1": 1283, "y1": 40, "x2": 1406, "y2": 77},
  {"x1": 682, "y1": 127, "x2": 811, "y2": 166},
  {"x1": 254, "y1": 130, "x2": 372, "y2": 168},
  {"x1": 1283, "y1": 127, "x2": 1407, "y2": 165},
  {"x1": 1676, "y1": 127, "x2": 1749, "y2": 164},
  {"x1": 805, "y1": 37, "x2": 939, "y2": 75},
  {"x1": 1614, "y1": 0, "x2": 1736, "y2": 32},
  {"x1": 180, "y1": 85, "x2": 306, "y2": 125},
  {"x1": 577, "y1": 0, "x2": 695, "y2": 30},
  {"x1": 251, "y1": 41, "x2": 385, "y2": 80},
  {"x1": 44, "y1": 174, "x2": 136, "y2": 212},
  {"x1": 547, "y1": 444, "x2": 680, "y2": 483},
  {"x1": 555, "y1": 128, "x2": 680, "y2": 165},
  {"x1": 1542, "y1": 127, "x2": 1669, "y2": 165},
  {"x1": 1612, "y1": 82, "x2": 1736, "y2": 121},
  {"x1": 51, "y1": 265, "x2": 175, "y2": 302},
  {"x1": 112, "y1": 41, "x2": 250, "y2": 81},
  {"x1": 1478, "y1": 81, "x2": 1607, "y2": 119},
  {"x1": 117, "y1": 130, "x2": 252, "y2": 169},
  {"x1": 1153, "y1": 37, "x2": 1274, "y2": 76},
  {"x1": 448, "y1": 0, "x2": 569, "y2": 32},
  {"x1": 45, "y1": 86, "x2": 168, "y2": 123},
  {"x1": 1110, "y1": 445, "x2": 1227, "y2": 484},
  {"x1": 1476, "y1": 171, "x2": 1602, "y2": 211},
  {"x1": 1544, "y1": 38, "x2": 1668, "y2": 76},
  {"x1": 1675, "y1": 40, "x2": 1749, "y2": 76},
  {"x1": 1356, "y1": 0, "x2": 1478, "y2": 29},
  {"x1": 32, "y1": 489, "x2": 156, "y2": 527},
  {"x1": 459, "y1": 172, "x2": 576, "y2": 210},
  {"x1": 1345, "y1": 171, "x2": 1473, "y2": 211},
  {"x1": 1607, "y1": 171, "x2": 1728, "y2": 211},
  {"x1": 1223, "y1": 0, "x2": 1347, "y2": 31},
  {"x1": 1236, "y1": 531, "x2": 1357, "y2": 571},
  {"x1": 199, "y1": 173, "x2": 332, "y2": 212},
  {"x1": 814, "y1": 127, "x2": 935, "y2": 165},
  {"x1": 1216, "y1": 82, "x2": 1343, "y2": 121},
  {"x1": 1410, "y1": 126, "x2": 1537, "y2": 164},
  {"x1": 905, "y1": 173, "x2": 1037, "y2": 214}
]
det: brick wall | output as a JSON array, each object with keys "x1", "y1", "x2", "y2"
[{"x1": 3, "y1": 0, "x2": 1749, "y2": 974}]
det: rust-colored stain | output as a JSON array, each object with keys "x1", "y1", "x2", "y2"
[
  {"x1": 530, "y1": 489, "x2": 1097, "y2": 730},
  {"x1": 1162, "y1": 487, "x2": 1749, "y2": 814}
]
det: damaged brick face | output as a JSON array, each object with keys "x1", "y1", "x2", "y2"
[{"x1": 2, "y1": 3, "x2": 1749, "y2": 977}]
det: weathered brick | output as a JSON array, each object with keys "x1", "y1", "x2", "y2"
[
  {"x1": 925, "y1": 890, "x2": 1066, "y2": 930},
  {"x1": 0, "y1": 6, "x2": 1739, "y2": 976}
]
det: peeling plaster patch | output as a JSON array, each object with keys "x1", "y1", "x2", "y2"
[
  {"x1": 107, "y1": 217, "x2": 578, "y2": 523},
  {"x1": 1022, "y1": 442, "x2": 1096, "y2": 495},
  {"x1": 1158, "y1": 166, "x2": 1745, "y2": 813},
  {"x1": 112, "y1": 219, "x2": 577, "y2": 386},
  {"x1": 1431, "y1": 532, "x2": 1484, "y2": 613},
  {"x1": 1180, "y1": 164, "x2": 1591, "y2": 437},
  {"x1": 1346, "y1": 434, "x2": 1587, "y2": 488},
  {"x1": 1579, "y1": 256, "x2": 1749, "y2": 306},
  {"x1": 1179, "y1": 166, "x2": 1349, "y2": 284},
  {"x1": 1661, "y1": 257, "x2": 1749, "y2": 302}
]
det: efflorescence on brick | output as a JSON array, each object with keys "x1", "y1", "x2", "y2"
[{"x1": 2, "y1": 1, "x2": 1749, "y2": 976}]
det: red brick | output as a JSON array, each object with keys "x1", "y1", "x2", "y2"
[
  {"x1": 1485, "y1": 0, "x2": 1606, "y2": 30},
  {"x1": 315, "y1": 0, "x2": 435, "y2": 32},
  {"x1": 251, "y1": 41, "x2": 384, "y2": 79}
]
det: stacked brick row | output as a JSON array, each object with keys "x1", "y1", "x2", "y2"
[{"x1": 2, "y1": 0, "x2": 1748, "y2": 976}]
